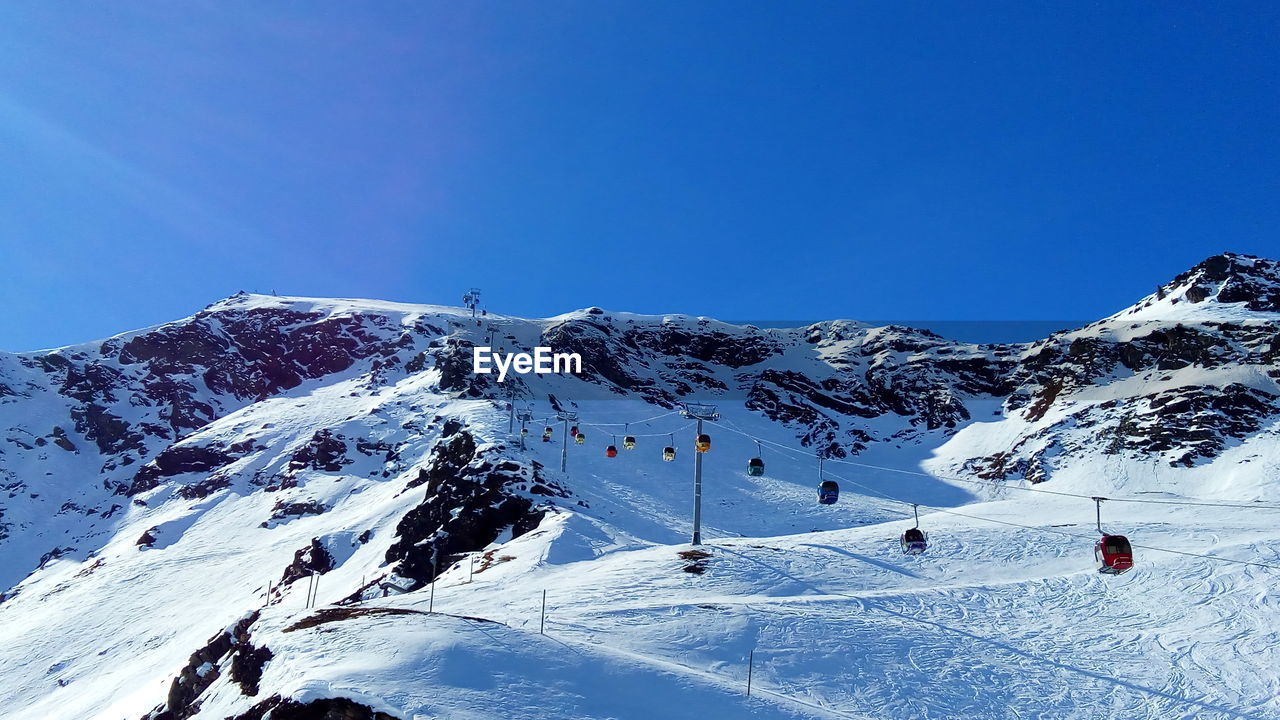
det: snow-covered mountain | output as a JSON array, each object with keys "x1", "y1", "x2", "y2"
[{"x1": 2, "y1": 253, "x2": 1279, "y2": 719}]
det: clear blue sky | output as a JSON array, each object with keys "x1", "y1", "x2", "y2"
[{"x1": 1, "y1": 3, "x2": 1276, "y2": 350}]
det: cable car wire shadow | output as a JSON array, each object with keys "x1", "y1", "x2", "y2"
[
  {"x1": 713, "y1": 546, "x2": 829, "y2": 596},
  {"x1": 797, "y1": 544, "x2": 922, "y2": 579}
]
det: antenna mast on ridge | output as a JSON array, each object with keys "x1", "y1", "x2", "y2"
[{"x1": 462, "y1": 288, "x2": 482, "y2": 318}]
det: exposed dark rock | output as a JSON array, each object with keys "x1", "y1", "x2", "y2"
[
  {"x1": 176, "y1": 472, "x2": 233, "y2": 499},
  {"x1": 404, "y1": 431, "x2": 476, "y2": 492},
  {"x1": 143, "y1": 611, "x2": 261, "y2": 720},
  {"x1": 385, "y1": 430, "x2": 558, "y2": 588},
  {"x1": 283, "y1": 606, "x2": 427, "y2": 633},
  {"x1": 434, "y1": 337, "x2": 488, "y2": 396},
  {"x1": 37, "y1": 546, "x2": 75, "y2": 568},
  {"x1": 355, "y1": 438, "x2": 398, "y2": 461},
  {"x1": 49, "y1": 426, "x2": 77, "y2": 452},
  {"x1": 230, "y1": 695, "x2": 400, "y2": 720},
  {"x1": 126, "y1": 446, "x2": 236, "y2": 496},
  {"x1": 287, "y1": 430, "x2": 350, "y2": 473},
  {"x1": 1136, "y1": 384, "x2": 1278, "y2": 466},
  {"x1": 228, "y1": 643, "x2": 273, "y2": 697},
  {"x1": 266, "y1": 500, "x2": 328, "y2": 524},
  {"x1": 626, "y1": 324, "x2": 781, "y2": 369},
  {"x1": 1163, "y1": 253, "x2": 1280, "y2": 312},
  {"x1": 71, "y1": 403, "x2": 144, "y2": 456},
  {"x1": 541, "y1": 319, "x2": 662, "y2": 400},
  {"x1": 279, "y1": 537, "x2": 336, "y2": 586}
]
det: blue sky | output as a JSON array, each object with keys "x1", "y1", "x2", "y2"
[{"x1": 0, "y1": 3, "x2": 1276, "y2": 350}]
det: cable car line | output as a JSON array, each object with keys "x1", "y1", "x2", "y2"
[
  {"x1": 578, "y1": 421, "x2": 695, "y2": 438},
  {"x1": 711, "y1": 419, "x2": 1280, "y2": 511},
  {"x1": 707, "y1": 420, "x2": 1280, "y2": 572},
  {"x1": 817, "y1": 464, "x2": 1280, "y2": 573},
  {"x1": 832, "y1": 459, "x2": 1280, "y2": 511},
  {"x1": 581, "y1": 411, "x2": 682, "y2": 427},
  {"x1": 521, "y1": 406, "x2": 1280, "y2": 572}
]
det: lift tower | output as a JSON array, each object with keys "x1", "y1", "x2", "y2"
[
  {"x1": 681, "y1": 403, "x2": 719, "y2": 546},
  {"x1": 462, "y1": 288, "x2": 482, "y2": 318}
]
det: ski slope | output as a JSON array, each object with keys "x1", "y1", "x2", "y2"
[{"x1": 4, "y1": 392, "x2": 1278, "y2": 720}]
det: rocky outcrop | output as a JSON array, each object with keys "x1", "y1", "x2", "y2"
[
  {"x1": 279, "y1": 537, "x2": 336, "y2": 586},
  {"x1": 287, "y1": 430, "x2": 351, "y2": 474},
  {"x1": 125, "y1": 446, "x2": 236, "y2": 496},
  {"x1": 230, "y1": 696, "x2": 400, "y2": 720},
  {"x1": 385, "y1": 426, "x2": 563, "y2": 588},
  {"x1": 1168, "y1": 253, "x2": 1280, "y2": 312},
  {"x1": 142, "y1": 611, "x2": 265, "y2": 720}
]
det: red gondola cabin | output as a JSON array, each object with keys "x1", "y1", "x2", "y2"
[
  {"x1": 606, "y1": 445, "x2": 618, "y2": 458},
  {"x1": 1095, "y1": 534, "x2": 1134, "y2": 574}
]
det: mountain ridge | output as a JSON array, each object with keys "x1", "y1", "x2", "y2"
[{"x1": 1, "y1": 252, "x2": 1279, "y2": 719}]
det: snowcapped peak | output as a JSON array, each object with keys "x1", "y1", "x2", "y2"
[{"x1": 1109, "y1": 252, "x2": 1280, "y2": 324}]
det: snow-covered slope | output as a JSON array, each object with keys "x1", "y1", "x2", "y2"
[{"x1": 1, "y1": 253, "x2": 1278, "y2": 719}]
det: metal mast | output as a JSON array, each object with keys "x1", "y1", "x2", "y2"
[
  {"x1": 681, "y1": 403, "x2": 719, "y2": 546},
  {"x1": 462, "y1": 288, "x2": 482, "y2": 318},
  {"x1": 556, "y1": 411, "x2": 578, "y2": 473}
]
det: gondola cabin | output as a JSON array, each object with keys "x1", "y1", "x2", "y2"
[
  {"x1": 818, "y1": 480, "x2": 839, "y2": 505},
  {"x1": 623, "y1": 436, "x2": 637, "y2": 450},
  {"x1": 695, "y1": 434, "x2": 712, "y2": 453},
  {"x1": 569, "y1": 425, "x2": 579, "y2": 436},
  {"x1": 605, "y1": 445, "x2": 618, "y2": 458},
  {"x1": 575, "y1": 433, "x2": 586, "y2": 445},
  {"x1": 662, "y1": 446, "x2": 676, "y2": 461},
  {"x1": 1095, "y1": 535, "x2": 1134, "y2": 574},
  {"x1": 900, "y1": 528, "x2": 927, "y2": 555},
  {"x1": 747, "y1": 457, "x2": 765, "y2": 477}
]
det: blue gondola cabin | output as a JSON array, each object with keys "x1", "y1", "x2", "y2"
[
  {"x1": 818, "y1": 480, "x2": 839, "y2": 504},
  {"x1": 901, "y1": 528, "x2": 927, "y2": 555}
]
